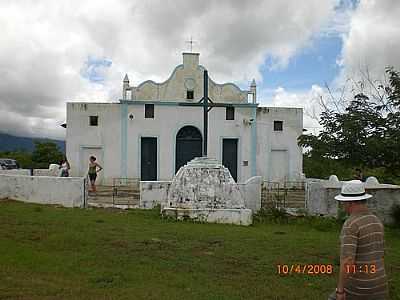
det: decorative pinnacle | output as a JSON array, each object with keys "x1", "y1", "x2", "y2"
[{"x1": 123, "y1": 74, "x2": 129, "y2": 82}]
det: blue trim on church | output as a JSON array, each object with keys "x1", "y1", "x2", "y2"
[
  {"x1": 120, "y1": 103, "x2": 128, "y2": 178},
  {"x1": 119, "y1": 99, "x2": 258, "y2": 108},
  {"x1": 251, "y1": 107, "x2": 257, "y2": 176}
]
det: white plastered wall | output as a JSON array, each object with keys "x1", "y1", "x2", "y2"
[
  {"x1": 255, "y1": 107, "x2": 303, "y2": 182},
  {"x1": 67, "y1": 103, "x2": 122, "y2": 185},
  {"x1": 0, "y1": 174, "x2": 85, "y2": 207},
  {"x1": 67, "y1": 102, "x2": 255, "y2": 183}
]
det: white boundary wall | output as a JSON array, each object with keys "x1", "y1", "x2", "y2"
[
  {"x1": 0, "y1": 169, "x2": 31, "y2": 176},
  {"x1": 0, "y1": 169, "x2": 59, "y2": 176},
  {"x1": 238, "y1": 176, "x2": 262, "y2": 212},
  {"x1": 306, "y1": 179, "x2": 400, "y2": 224},
  {"x1": 0, "y1": 174, "x2": 86, "y2": 208},
  {"x1": 139, "y1": 181, "x2": 171, "y2": 209}
]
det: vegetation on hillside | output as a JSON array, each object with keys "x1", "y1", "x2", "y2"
[
  {"x1": 0, "y1": 133, "x2": 65, "y2": 152},
  {"x1": 0, "y1": 141, "x2": 64, "y2": 169}
]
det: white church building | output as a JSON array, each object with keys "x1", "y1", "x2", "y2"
[{"x1": 66, "y1": 53, "x2": 303, "y2": 185}]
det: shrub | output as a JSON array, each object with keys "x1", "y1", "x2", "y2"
[
  {"x1": 390, "y1": 204, "x2": 400, "y2": 227},
  {"x1": 254, "y1": 207, "x2": 289, "y2": 224}
]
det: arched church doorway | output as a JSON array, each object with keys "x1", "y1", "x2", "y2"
[{"x1": 175, "y1": 126, "x2": 203, "y2": 173}]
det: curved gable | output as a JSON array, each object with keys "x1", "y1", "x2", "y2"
[{"x1": 130, "y1": 53, "x2": 249, "y2": 103}]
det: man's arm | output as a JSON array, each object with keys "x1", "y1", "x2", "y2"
[
  {"x1": 336, "y1": 256, "x2": 355, "y2": 299},
  {"x1": 337, "y1": 220, "x2": 358, "y2": 299}
]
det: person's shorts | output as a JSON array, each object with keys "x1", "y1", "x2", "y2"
[
  {"x1": 60, "y1": 170, "x2": 69, "y2": 177},
  {"x1": 88, "y1": 173, "x2": 97, "y2": 181}
]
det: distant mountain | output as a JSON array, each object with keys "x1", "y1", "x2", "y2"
[{"x1": 0, "y1": 133, "x2": 65, "y2": 153}]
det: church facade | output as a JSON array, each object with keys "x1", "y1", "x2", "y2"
[{"x1": 66, "y1": 53, "x2": 303, "y2": 184}]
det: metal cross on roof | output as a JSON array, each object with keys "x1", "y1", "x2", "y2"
[{"x1": 185, "y1": 36, "x2": 196, "y2": 52}]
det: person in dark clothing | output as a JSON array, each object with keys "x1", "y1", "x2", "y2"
[
  {"x1": 353, "y1": 168, "x2": 365, "y2": 182},
  {"x1": 88, "y1": 156, "x2": 102, "y2": 192}
]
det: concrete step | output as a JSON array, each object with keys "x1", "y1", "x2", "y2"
[
  {"x1": 89, "y1": 201, "x2": 139, "y2": 206},
  {"x1": 262, "y1": 189, "x2": 305, "y2": 193},
  {"x1": 88, "y1": 202, "x2": 139, "y2": 209},
  {"x1": 88, "y1": 198, "x2": 139, "y2": 204},
  {"x1": 262, "y1": 194, "x2": 305, "y2": 200},
  {"x1": 264, "y1": 191, "x2": 305, "y2": 196},
  {"x1": 88, "y1": 195, "x2": 140, "y2": 201},
  {"x1": 286, "y1": 197, "x2": 306, "y2": 201},
  {"x1": 88, "y1": 190, "x2": 140, "y2": 195},
  {"x1": 284, "y1": 201, "x2": 305, "y2": 205}
]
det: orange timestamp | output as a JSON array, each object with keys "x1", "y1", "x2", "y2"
[
  {"x1": 345, "y1": 264, "x2": 377, "y2": 274},
  {"x1": 277, "y1": 264, "x2": 334, "y2": 275}
]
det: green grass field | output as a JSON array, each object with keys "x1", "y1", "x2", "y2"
[{"x1": 1, "y1": 200, "x2": 399, "y2": 300}]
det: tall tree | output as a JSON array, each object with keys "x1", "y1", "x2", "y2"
[
  {"x1": 31, "y1": 141, "x2": 64, "y2": 169},
  {"x1": 299, "y1": 67, "x2": 400, "y2": 183}
]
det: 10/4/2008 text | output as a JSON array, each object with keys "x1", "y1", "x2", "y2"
[{"x1": 277, "y1": 264, "x2": 334, "y2": 275}]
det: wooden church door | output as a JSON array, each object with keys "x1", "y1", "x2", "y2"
[{"x1": 175, "y1": 126, "x2": 203, "y2": 173}]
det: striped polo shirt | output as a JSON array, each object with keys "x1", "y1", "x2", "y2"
[{"x1": 340, "y1": 211, "x2": 388, "y2": 299}]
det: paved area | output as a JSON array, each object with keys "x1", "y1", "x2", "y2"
[{"x1": 88, "y1": 185, "x2": 140, "y2": 209}]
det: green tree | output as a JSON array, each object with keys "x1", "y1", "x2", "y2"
[
  {"x1": 31, "y1": 141, "x2": 64, "y2": 169},
  {"x1": 299, "y1": 67, "x2": 400, "y2": 184},
  {"x1": 0, "y1": 151, "x2": 33, "y2": 168}
]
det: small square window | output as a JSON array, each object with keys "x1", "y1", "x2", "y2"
[
  {"x1": 186, "y1": 90, "x2": 194, "y2": 100},
  {"x1": 226, "y1": 107, "x2": 235, "y2": 120},
  {"x1": 274, "y1": 120, "x2": 283, "y2": 131},
  {"x1": 145, "y1": 104, "x2": 154, "y2": 119},
  {"x1": 89, "y1": 116, "x2": 98, "y2": 126}
]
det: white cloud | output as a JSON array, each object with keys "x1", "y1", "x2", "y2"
[
  {"x1": 337, "y1": 0, "x2": 400, "y2": 83},
  {"x1": 0, "y1": 0, "x2": 337, "y2": 139},
  {"x1": 265, "y1": 0, "x2": 400, "y2": 134}
]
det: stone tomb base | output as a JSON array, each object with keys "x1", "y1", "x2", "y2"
[
  {"x1": 163, "y1": 156, "x2": 253, "y2": 226},
  {"x1": 163, "y1": 207, "x2": 253, "y2": 226}
]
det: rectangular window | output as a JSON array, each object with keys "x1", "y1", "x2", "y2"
[
  {"x1": 145, "y1": 104, "x2": 154, "y2": 119},
  {"x1": 89, "y1": 116, "x2": 98, "y2": 126},
  {"x1": 186, "y1": 90, "x2": 194, "y2": 100},
  {"x1": 226, "y1": 106, "x2": 235, "y2": 120},
  {"x1": 274, "y1": 120, "x2": 283, "y2": 131}
]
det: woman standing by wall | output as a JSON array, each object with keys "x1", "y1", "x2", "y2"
[{"x1": 88, "y1": 156, "x2": 102, "y2": 192}]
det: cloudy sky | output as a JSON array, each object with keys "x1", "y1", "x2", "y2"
[{"x1": 0, "y1": 0, "x2": 399, "y2": 139}]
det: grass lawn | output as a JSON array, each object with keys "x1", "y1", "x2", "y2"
[{"x1": 0, "y1": 200, "x2": 399, "y2": 300}]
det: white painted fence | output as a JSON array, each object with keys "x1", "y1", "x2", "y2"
[
  {"x1": 139, "y1": 181, "x2": 171, "y2": 209},
  {"x1": 0, "y1": 168, "x2": 59, "y2": 176},
  {"x1": 306, "y1": 178, "x2": 400, "y2": 224},
  {"x1": 0, "y1": 174, "x2": 87, "y2": 208},
  {"x1": 0, "y1": 169, "x2": 31, "y2": 176}
]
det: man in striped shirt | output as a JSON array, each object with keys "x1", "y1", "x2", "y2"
[{"x1": 329, "y1": 180, "x2": 388, "y2": 300}]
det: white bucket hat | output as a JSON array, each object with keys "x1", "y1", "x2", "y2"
[{"x1": 334, "y1": 180, "x2": 372, "y2": 201}]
